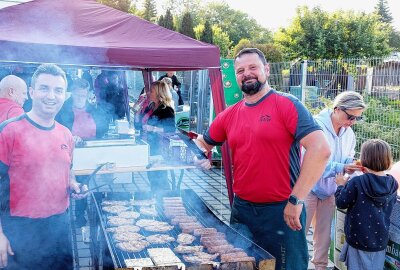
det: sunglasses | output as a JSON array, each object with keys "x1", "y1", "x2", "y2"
[{"x1": 341, "y1": 109, "x2": 363, "y2": 121}]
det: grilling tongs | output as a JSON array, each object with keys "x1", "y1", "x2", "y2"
[
  {"x1": 176, "y1": 128, "x2": 208, "y2": 160},
  {"x1": 70, "y1": 163, "x2": 111, "y2": 195}
]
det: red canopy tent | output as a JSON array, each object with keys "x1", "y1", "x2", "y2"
[{"x1": 0, "y1": 0, "x2": 234, "y2": 204}]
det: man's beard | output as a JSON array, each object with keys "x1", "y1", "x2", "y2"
[{"x1": 241, "y1": 79, "x2": 265, "y2": 95}]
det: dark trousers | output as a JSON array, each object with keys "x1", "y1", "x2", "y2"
[
  {"x1": 2, "y1": 211, "x2": 73, "y2": 270},
  {"x1": 147, "y1": 170, "x2": 171, "y2": 192},
  {"x1": 75, "y1": 175, "x2": 88, "y2": 218},
  {"x1": 230, "y1": 196, "x2": 308, "y2": 270}
]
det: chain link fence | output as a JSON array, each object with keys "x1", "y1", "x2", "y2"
[{"x1": 268, "y1": 57, "x2": 400, "y2": 160}]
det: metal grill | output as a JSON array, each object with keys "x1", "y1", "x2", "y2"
[{"x1": 89, "y1": 190, "x2": 275, "y2": 270}]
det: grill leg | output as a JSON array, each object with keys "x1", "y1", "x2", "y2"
[
  {"x1": 177, "y1": 169, "x2": 185, "y2": 190},
  {"x1": 170, "y1": 170, "x2": 176, "y2": 190}
]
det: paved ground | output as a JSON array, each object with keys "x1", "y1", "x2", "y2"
[{"x1": 70, "y1": 167, "x2": 334, "y2": 270}]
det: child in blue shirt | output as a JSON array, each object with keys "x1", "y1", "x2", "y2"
[{"x1": 335, "y1": 139, "x2": 398, "y2": 270}]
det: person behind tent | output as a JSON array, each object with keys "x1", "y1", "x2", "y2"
[
  {"x1": 158, "y1": 71, "x2": 183, "y2": 105},
  {"x1": 335, "y1": 139, "x2": 398, "y2": 270},
  {"x1": 103, "y1": 71, "x2": 127, "y2": 121},
  {"x1": 56, "y1": 78, "x2": 109, "y2": 227},
  {"x1": 133, "y1": 85, "x2": 153, "y2": 135},
  {"x1": 0, "y1": 75, "x2": 28, "y2": 123},
  {"x1": 94, "y1": 70, "x2": 108, "y2": 103},
  {"x1": 161, "y1": 77, "x2": 178, "y2": 111},
  {"x1": 143, "y1": 80, "x2": 175, "y2": 192}
]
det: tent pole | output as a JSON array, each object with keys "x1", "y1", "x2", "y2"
[{"x1": 208, "y1": 68, "x2": 234, "y2": 206}]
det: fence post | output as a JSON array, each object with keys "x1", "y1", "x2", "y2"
[
  {"x1": 366, "y1": 67, "x2": 374, "y2": 94},
  {"x1": 301, "y1": 60, "x2": 308, "y2": 103}
]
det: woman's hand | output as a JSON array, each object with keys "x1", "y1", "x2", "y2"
[
  {"x1": 335, "y1": 172, "x2": 349, "y2": 186},
  {"x1": 344, "y1": 163, "x2": 363, "y2": 174}
]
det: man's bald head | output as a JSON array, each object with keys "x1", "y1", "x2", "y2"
[{"x1": 0, "y1": 75, "x2": 28, "y2": 106}]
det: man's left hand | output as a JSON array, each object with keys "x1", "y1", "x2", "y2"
[
  {"x1": 283, "y1": 203, "x2": 303, "y2": 231},
  {"x1": 70, "y1": 182, "x2": 89, "y2": 199}
]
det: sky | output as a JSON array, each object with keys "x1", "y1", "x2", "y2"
[
  {"x1": 0, "y1": 0, "x2": 399, "y2": 31},
  {"x1": 218, "y1": 0, "x2": 400, "y2": 31}
]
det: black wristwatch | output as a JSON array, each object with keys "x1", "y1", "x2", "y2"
[{"x1": 288, "y1": 195, "x2": 305, "y2": 205}]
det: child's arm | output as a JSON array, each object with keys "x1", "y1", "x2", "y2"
[{"x1": 335, "y1": 173, "x2": 357, "y2": 209}]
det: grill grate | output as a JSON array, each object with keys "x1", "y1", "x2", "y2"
[{"x1": 90, "y1": 190, "x2": 275, "y2": 269}]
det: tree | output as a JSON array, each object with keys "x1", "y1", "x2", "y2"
[
  {"x1": 212, "y1": 25, "x2": 232, "y2": 58},
  {"x1": 200, "y1": 20, "x2": 213, "y2": 44},
  {"x1": 194, "y1": 24, "x2": 204, "y2": 40},
  {"x1": 158, "y1": 15, "x2": 165, "y2": 27},
  {"x1": 374, "y1": 0, "x2": 398, "y2": 50},
  {"x1": 232, "y1": 39, "x2": 283, "y2": 62},
  {"x1": 232, "y1": 39, "x2": 252, "y2": 57},
  {"x1": 389, "y1": 30, "x2": 400, "y2": 50},
  {"x1": 97, "y1": 0, "x2": 131, "y2": 12},
  {"x1": 179, "y1": 12, "x2": 195, "y2": 39},
  {"x1": 142, "y1": 0, "x2": 157, "y2": 22},
  {"x1": 128, "y1": 1, "x2": 140, "y2": 16},
  {"x1": 197, "y1": 2, "x2": 272, "y2": 46},
  {"x1": 252, "y1": 30, "x2": 274, "y2": 44},
  {"x1": 164, "y1": 9, "x2": 175, "y2": 30},
  {"x1": 163, "y1": 0, "x2": 201, "y2": 19},
  {"x1": 274, "y1": 6, "x2": 328, "y2": 60},
  {"x1": 374, "y1": 0, "x2": 393, "y2": 24},
  {"x1": 274, "y1": 6, "x2": 391, "y2": 60}
]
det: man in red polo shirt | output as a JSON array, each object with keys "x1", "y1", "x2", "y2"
[
  {"x1": 0, "y1": 64, "x2": 86, "y2": 270},
  {"x1": 0, "y1": 75, "x2": 28, "y2": 123},
  {"x1": 195, "y1": 48, "x2": 331, "y2": 270}
]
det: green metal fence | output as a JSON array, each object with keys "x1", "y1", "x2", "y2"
[{"x1": 268, "y1": 57, "x2": 400, "y2": 160}]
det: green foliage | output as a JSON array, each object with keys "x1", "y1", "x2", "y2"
[
  {"x1": 306, "y1": 96, "x2": 400, "y2": 160},
  {"x1": 374, "y1": 0, "x2": 393, "y2": 24},
  {"x1": 374, "y1": 0, "x2": 398, "y2": 50},
  {"x1": 163, "y1": 0, "x2": 202, "y2": 18},
  {"x1": 163, "y1": 0, "x2": 202, "y2": 28},
  {"x1": 179, "y1": 12, "x2": 196, "y2": 39},
  {"x1": 305, "y1": 97, "x2": 332, "y2": 116},
  {"x1": 362, "y1": 97, "x2": 400, "y2": 127},
  {"x1": 128, "y1": 3, "x2": 139, "y2": 15},
  {"x1": 231, "y1": 39, "x2": 252, "y2": 57},
  {"x1": 97, "y1": 0, "x2": 131, "y2": 12},
  {"x1": 194, "y1": 24, "x2": 204, "y2": 40},
  {"x1": 198, "y1": 2, "x2": 272, "y2": 47},
  {"x1": 389, "y1": 28, "x2": 400, "y2": 50},
  {"x1": 164, "y1": 9, "x2": 175, "y2": 30},
  {"x1": 142, "y1": 0, "x2": 157, "y2": 22},
  {"x1": 232, "y1": 39, "x2": 284, "y2": 63},
  {"x1": 212, "y1": 25, "x2": 232, "y2": 58},
  {"x1": 200, "y1": 20, "x2": 213, "y2": 44},
  {"x1": 252, "y1": 30, "x2": 274, "y2": 44},
  {"x1": 274, "y1": 6, "x2": 392, "y2": 60},
  {"x1": 353, "y1": 121, "x2": 400, "y2": 161},
  {"x1": 158, "y1": 15, "x2": 165, "y2": 27}
]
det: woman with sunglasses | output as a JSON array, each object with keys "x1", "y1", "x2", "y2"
[{"x1": 305, "y1": 91, "x2": 366, "y2": 270}]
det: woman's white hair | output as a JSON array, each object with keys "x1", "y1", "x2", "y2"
[{"x1": 333, "y1": 91, "x2": 367, "y2": 110}]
